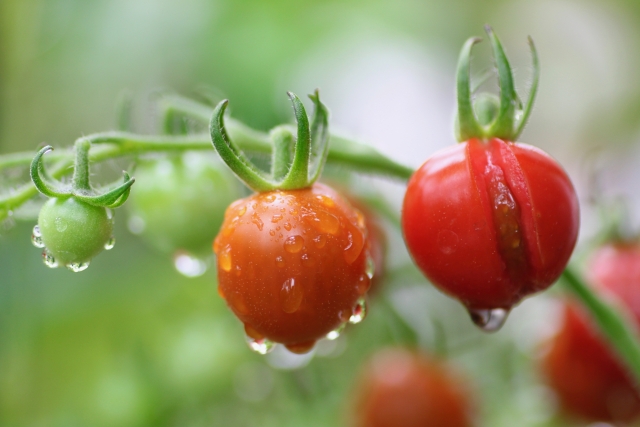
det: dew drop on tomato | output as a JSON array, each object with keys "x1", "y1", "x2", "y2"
[
  {"x1": 357, "y1": 274, "x2": 371, "y2": 295},
  {"x1": 246, "y1": 336, "x2": 275, "y2": 355},
  {"x1": 218, "y1": 245, "x2": 233, "y2": 272},
  {"x1": 313, "y1": 234, "x2": 326, "y2": 248},
  {"x1": 31, "y1": 225, "x2": 45, "y2": 248},
  {"x1": 350, "y1": 297, "x2": 368, "y2": 324},
  {"x1": 42, "y1": 249, "x2": 58, "y2": 268},
  {"x1": 283, "y1": 235, "x2": 304, "y2": 253},
  {"x1": 285, "y1": 340, "x2": 316, "y2": 354},
  {"x1": 468, "y1": 307, "x2": 510, "y2": 332},
  {"x1": 251, "y1": 212, "x2": 264, "y2": 231},
  {"x1": 104, "y1": 236, "x2": 116, "y2": 250},
  {"x1": 326, "y1": 323, "x2": 346, "y2": 340},
  {"x1": 280, "y1": 277, "x2": 303, "y2": 313}
]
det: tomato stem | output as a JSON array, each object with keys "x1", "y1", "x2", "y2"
[
  {"x1": 561, "y1": 267, "x2": 640, "y2": 389},
  {"x1": 72, "y1": 139, "x2": 92, "y2": 192}
]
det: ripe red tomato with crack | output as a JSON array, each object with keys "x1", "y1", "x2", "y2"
[
  {"x1": 542, "y1": 244, "x2": 640, "y2": 423},
  {"x1": 402, "y1": 138, "x2": 579, "y2": 321},
  {"x1": 352, "y1": 348, "x2": 475, "y2": 427},
  {"x1": 214, "y1": 182, "x2": 371, "y2": 354}
]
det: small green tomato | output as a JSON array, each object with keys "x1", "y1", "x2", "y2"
[
  {"x1": 127, "y1": 152, "x2": 243, "y2": 258},
  {"x1": 37, "y1": 197, "x2": 114, "y2": 270}
]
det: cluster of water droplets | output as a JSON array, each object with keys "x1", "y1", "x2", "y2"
[{"x1": 31, "y1": 224, "x2": 115, "y2": 272}]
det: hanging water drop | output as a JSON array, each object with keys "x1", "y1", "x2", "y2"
[
  {"x1": 42, "y1": 250, "x2": 58, "y2": 268},
  {"x1": 468, "y1": 307, "x2": 510, "y2": 332},
  {"x1": 245, "y1": 335, "x2": 275, "y2": 355},
  {"x1": 31, "y1": 225, "x2": 45, "y2": 248},
  {"x1": 280, "y1": 278, "x2": 303, "y2": 313},
  {"x1": 104, "y1": 236, "x2": 116, "y2": 250},
  {"x1": 326, "y1": 323, "x2": 346, "y2": 340},
  {"x1": 173, "y1": 252, "x2": 208, "y2": 277},
  {"x1": 349, "y1": 297, "x2": 368, "y2": 324},
  {"x1": 66, "y1": 262, "x2": 90, "y2": 273}
]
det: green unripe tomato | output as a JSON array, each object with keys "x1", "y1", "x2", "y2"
[
  {"x1": 127, "y1": 152, "x2": 243, "y2": 257},
  {"x1": 38, "y1": 197, "x2": 114, "y2": 267}
]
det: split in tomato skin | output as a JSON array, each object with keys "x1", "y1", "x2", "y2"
[
  {"x1": 214, "y1": 182, "x2": 371, "y2": 353},
  {"x1": 402, "y1": 138, "x2": 579, "y2": 315},
  {"x1": 542, "y1": 244, "x2": 640, "y2": 423},
  {"x1": 352, "y1": 348, "x2": 476, "y2": 427}
]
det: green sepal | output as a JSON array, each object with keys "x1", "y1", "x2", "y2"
[
  {"x1": 30, "y1": 143, "x2": 135, "y2": 208},
  {"x1": 30, "y1": 146, "x2": 71, "y2": 198},
  {"x1": 454, "y1": 26, "x2": 540, "y2": 142},
  {"x1": 209, "y1": 100, "x2": 275, "y2": 192},
  {"x1": 209, "y1": 91, "x2": 330, "y2": 193},
  {"x1": 73, "y1": 171, "x2": 135, "y2": 208}
]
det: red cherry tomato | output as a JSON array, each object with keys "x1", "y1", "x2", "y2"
[
  {"x1": 353, "y1": 348, "x2": 475, "y2": 427},
  {"x1": 402, "y1": 138, "x2": 579, "y2": 322},
  {"x1": 543, "y1": 244, "x2": 640, "y2": 423},
  {"x1": 214, "y1": 183, "x2": 371, "y2": 354}
]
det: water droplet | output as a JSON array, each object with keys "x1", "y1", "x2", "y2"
[
  {"x1": 54, "y1": 217, "x2": 68, "y2": 232},
  {"x1": 269, "y1": 229, "x2": 276, "y2": 236},
  {"x1": 365, "y1": 252, "x2": 375, "y2": 280},
  {"x1": 283, "y1": 235, "x2": 304, "y2": 254},
  {"x1": 31, "y1": 225, "x2": 45, "y2": 248},
  {"x1": 264, "y1": 194, "x2": 276, "y2": 203},
  {"x1": 437, "y1": 230, "x2": 459, "y2": 255},
  {"x1": 127, "y1": 215, "x2": 145, "y2": 235},
  {"x1": 275, "y1": 256, "x2": 285, "y2": 268},
  {"x1": 356, "y1": 274, "x2": 371, "y2": 295},
  {"x1": 343, "y1": 228, "x2": 365, "y2": 264},
  {"x1": 237, "y1": 205, "x2": 247, "y2": 217},
  {"x1": 218, "y1": 245, "x2": 232, "y2": 272},
  {"x1": 173, "y1": 252, "x2": 208, "y2": 277},
  {"x1": 468, "y1": 308, "x2": 510, "y2": 332},
  {"x1": 313, "y1": 235, "x2": 326, "y2": 248},
  {"x1": 104, "y1": 236, "x2": 116, "y2": 250},
  {"x1": 303, "y1": 209, "x2": 340, "y2": 235},
  {"x1": 280, "y1": 278, "x2": 303, "y2": 313},
  {"x1": 356, "y1": 210, "x2": 366, "y2": 229},
  {"x1": 246, "y1": 336, "x2": 275, "y2": 355},
  {"x1": 316, "y1": 194, "x2": 335, "y2": 207},
  {"x1": 66, "y1": 262, "x2": 90, "y2": 272},
  {"x1": 283, "y1": 222, "x2": 292, "y2": 231},
  {"x1": 285, "y1": 341, "x2": 315, "y2": 354},
  {"x1": 251, "y1": 212, "x2": 264, "y2": 231},
  {"x1": 271, "y1": 214, "x2": 283, "y2": 223},
  {"x1": 326, "y1": 323, "x2": 346, "y2": 340},
  {"x1": 349, "y1": 297, "x2": 367, "y2": 324},
  {"x1": 42, "y1": 250, "x2": 58, "y2": 268}
]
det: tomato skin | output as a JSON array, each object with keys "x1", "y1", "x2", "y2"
[
  {"x1": 543, "y1": 244, "x2": 640, "y2": 423},
  {"x1": 38, "y1": 197, "x2": 113, "y2": 265},
  {"x1": 127, "y1": 153, "x2": 243, "y2": 257},
  {"x1": 353, "y1": 348, "x2": 475, "y2": 427},
  {"x1": 214, "y1": 183, "x2": 370, "y2": 351},
  {"x1": 402, "y1": 138, "x2": 579, "y2": 311}
]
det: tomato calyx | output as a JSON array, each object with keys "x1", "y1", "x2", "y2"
[
  {"x1": 455, "y1": 26, "x2": 539, "y2": 143},
  {"x1": 209, "y1": 90, "x2": 329, "y2": 192},
  {"x1": 31, "y1": 139, "x2": 135, "y2": 208}
]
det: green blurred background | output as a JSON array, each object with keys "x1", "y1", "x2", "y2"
[{"x1": 2, "y1": 0, "x2": 640, "y2": 426}]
